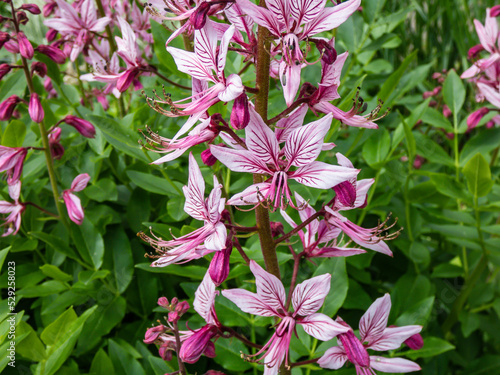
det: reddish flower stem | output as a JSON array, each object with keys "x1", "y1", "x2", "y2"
[
  {"x1": 232, "y1": 234, "x2": 251, "y2": 265},
  {"x1": 285, "y1": 251, "x2": 304, "y2": 310},
  {"x1": 266, "y1": 97, "x2": 310, "y2": 125},
  {"x1": 274, "y1": 209, "x2": 325, "y2": 245},
  {"x1": 146, "y1": 65, "x2": 192, "y2": 90},
  {"x1": 172, "y1": 321, "x2": 187, "y2": 375},
  {"x1": 220, "y1": 325, "x2": 262, "y2": 349},
  {"x1": 290, "y1": 357, "x2": 320, "y2": 368}
]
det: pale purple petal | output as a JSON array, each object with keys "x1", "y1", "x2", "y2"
[
  {"x1": 8, "y1": 181, "x2": 21, "y2": 202},
  {"x1": 210, "y1": 145, "x2": 272, "y2": 175},
  {"x1": 368, "y1": 325, "x2": 422, "y2": 351},
  {"x1": 194, "y1": 271, "x2": 217, "y2": 325},
  {"x1": 246, "y1": 107, "x2": 280, "y2": 166},
  {"x1": 167, "y1": 47, "x2": 215, "y2": 82},
  {"x1": 217, "y1": 25, "x2": 236, "y2": 73},
  {"x1": 300, "y1": 313, "x2": 349, "y2": 340},
  {"x1": 70, "y1": 173, "x2": 90, "y2": 192},
  {"x1": 370, "y1": 356, "x2": 421, "y2": 373},
  {"x1": 195, "y1": 22, "x2": 218, "y2": 72},
  {"x1": 218, "y1": 74, "x2": 244, "y2": 102},
  {"x1": 266, "y1": 0, "x2": 291, "y2": 29},
  {"x1": 90, "y1": 16, "x2": 111, "y2": 32},
  {"x1": 290, "y1": 161, "x2": 359, "y2": 189},
  {"x1": 227, "y1": 183, "x2": 272, "y2": 205},
  {"x1": 317, "y1": 346, "x2": 348, "y2": 369},
  {"x1": 236, "y1": 0, "x2": 283, "y2": 36},
  {"x1": 280, "y1": 61, "x2": 302, "y2": 107},
  {"x1": 292, "y1": 274, "x2": 331, "y2": 316},
  {"x1": 359, "y1": 294, "x2": 391, "y2": 344},
  {"x1": 221, "y1": 288, "x2": 277, "y2": 317},
  {"x1": 225, "y1": 4, "x2": 254, "y2": 36},
  {"x1": 301, "y1": 0, "x2": 361, "y2": 37},
  {"x1": 275, "y1": 104, "x2": 308, "y2": 144},
  {"x1": 478, "y1": 82, "x2": 500, "y2": 108},
  {"x1": 183, "y1": 153, "x2": 207, "y2": 221},
  {"x1": 250, "y1": 260, "x2": 287, "y2": 314},
  {"x1": 290, "y1": 0, "x2": 326, "y2": 26},
  {"x1": 204, "y1": 222, "x2": 227, "y2": 251}
]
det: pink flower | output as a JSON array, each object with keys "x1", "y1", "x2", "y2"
[
  {"x1": 222, "y1": 260, "x2": 348, "y2": 374},
  {"x1": 62, "y1": 173, "x2": 90, "y2": 225},
  {"x1": 0, "y1": 181, "x2": 25, "y2": 236},
  {"x1": 281, "y1": 192, "x2": 366, "y2": 258},
  {"x1": 467, "y1": 107, "x2": 490, "y2": 129},
  {"x1": 60, "y1": 115, "x2": 95, "y2": 138},
  {"x1": 236, "y1": 0, "x2": 360, "y2": 105},
  {"x1": 211, "y1": 107, "x2": 358, "y2": 210},
  {"x1": 29, "y1": 93, "x2": 44, "y2": 123},
  {"x1": 0, "y1": 146, "x2": 27, "y2": 185},
  {"x1": 318, "y1": 294, "x2": 422, "y2": 375},
  {"x1": 139, "y1": 153, "x2": 227, "y2": 266}
]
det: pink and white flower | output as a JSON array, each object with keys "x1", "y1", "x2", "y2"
[
  {"x1": 318, "y1": 294, "x2": 422, "y2": 375},
  {"x1": 0, "y1": 181, "x2": 25, "y2": 236},
  {"x1": 62, "y1": 173, "x2": 91, "y2": 225},
  {"x1": 222, "y1": 260, "x2": 348, "y2": 375},
  {"x1": 0, "y1": 146, "x2": 27, "y2": 185}
]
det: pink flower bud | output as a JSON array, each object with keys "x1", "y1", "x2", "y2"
[
  {"x1": 467, "y1": 107, "x2": 489, "y2": 130},
  {"x1": 404, "y1": 332, "x2": 424, "y2": 350},
  {"x1": 491, "y1": 5, "x2": 500, "y2": 17},
  {"x1": 179, "y1": 325, "x2": 218, "y2": 364},
  {"x1": 170, "y1": 297, "x2": 179, "y2": 306},
  {"x1": 205, "y1": 372, "x2": 226, "y2": 375},
  {"x1": 315, "y1": 39, "x2": 337, "y2": 64},
  {"x1": 20, "y1": 3, "x2": 41, "y2": 14},
  {"x1": 270, "y1": 221, "x2": 283, "y2": 237},
  {"x1": 0, "y1": 146, "x2": 27, "y2": 185},
  {"x1": 29, "y1": 93, "x2": 44, "y2": 123},
  {"x1": 176, "y1": 300, "x2": 190, "y2": 315},
  {"x1": 43, "y1": 1, "x2": 57, "y2": 17},
  {"x1": 208, "y1": 239, "x2": 233, "y2": 286},
  {"x1": 168, "y1": 311, "x2": 179, "y2": 322},
  {"x1": 337, "y1": 329, "x2": 370, "y2": 368},
  {"x1": 468, "y1": 44, "x2": 484, "y2": 60},
  {"x1": 442, "y1": 105, "x2": 452, "y2": 118},
  {"x1": 4, "y1": 41, "x2": 19, "y2": 54},
  {"x1": 201, "y1": 148, "x2": 217, "y2": 166},
  {"x1": 230, "y1": 94, "x2": 250, "y2": 130},
  {"x1": 36, "y1": 45, "x2": 66, "y2": 64},
  {"x1": 143, "y1": 325, "x2": 166, "y2": 344},
  {"x1": 16, "y1": 11, "x2": 28, "y2": 25},
  {"x1": 158, "y1": 342, "x2": 174, "y2": 361},
  {"x1": 190, "y1": 2, "x2": 211, "y2": 29},
  {"x1": 31, "y1": 61, "x2": 47, "y2": 77},
  {"x1": 116, "y1": 67, "x2": 140, "y2": 92},
  {"x1": 333, "y1": 180, "x2": 357, "y2": 207},
  {"x1": 61, "y1": 115, "x2": 96, "y2": 138},
  {"x1": 17, "y1": 31, "x2": 33, "y2": 59},
  {"x1": 157, "y1": 297, "x2": 169, "y2": 308},
  {"x1": 0, "y1": 95, "x2": 22, "y2": 121},
  {"x1": 49, "y1": 127, "x2": 64, "y2": 159},
  {"x1": 0, "y1": 63, "x2": 11, "y2": 80},
  {"x1": 422, "y1": 91, "x2": 433, "y2": 99},
  {"x1": 486, "y1": 120, "x2": 495, "y2": 129},
  {"x1": 46, "y1": 29, "x2": 58, "y2": 42},
  {"x1": 0, "y1": 32, "x2": 10, "y2": 49}
]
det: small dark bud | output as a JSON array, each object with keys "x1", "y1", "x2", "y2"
[
  {"x1": 16, "y1": 11, "x2": 29, "y2": 25},
  {"x1": 17, "y1": 31, "x2": 34, "y2": 59},
  {"x1": 0, "y1": 32, "x2": 10, "y2": 49},
  {"x1": 316, "y1": 39, "x2": 337, "y2": 64},
  {"x1": 20, "y1": 4, "x2": 41, "y2": 15},
  {"x1": 468, "y1": 44, "x2": 484, "y2": 60},
  {"x1": 31, "y1": 61, "x2": 47, "y2": 77},
  {"x1": 0, "y1": 63, "x2": 11, "y2": 80},
  {"x1": 230, "y1": 93, "x2": 250, "y2": 129},
  {"x1": 190, "y1": 2, "x2": 211, "y2": 30},
  {"x1": 46, "y1": 29, "x2": 58, "y2": 42},
  {"x1": 201, "y1": 148, "x2": 217, "y2": 166},
  {"x1": 491, "y1": 5, "x2": 500, "y2": 17},
  {"x1": 36, "y1": 45, "x2": 66, "y2": 64},
  {"x1": 43, "y1": 2, "x2": 57, "y2": 17},
  {"x1": 270, "y1": 221, "x2": 283, "y2": 237}
]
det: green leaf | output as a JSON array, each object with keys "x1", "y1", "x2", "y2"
[
  {"x1": 465, "y1": 355, "x2": 500, "y2": 374},
  {"x1": 442, "y1": 70, "x2": 466, "y2": 116},
  {"x1": 462, "y1": 153, "x2": 493, "y2": 197},
  {"x1": 39, "y1": 265, "x2": 72, "y2": 282},
  {"x1": 134, "y1": 263, "x2": 206, "y2": 279},
  {"x1": 430, "y1": 174, "x2": 469, "y2": 201},
  {"x1": 151, "y1": 21, "x2": 176, "y2": 74},
  {"x1": 107, "y1": 227, "x2": 134, "y2": 294},
  {"x1": 73, "y1": 220, "x2": 105, "y2": 270},
  {"x1": 15, "y1": 321, "x2": 47, "y2": 362},
  {"x1": 2, "y1": 120, "x2": 26, "y2": 147},
  {"x1": 148, "y1": 356, "x2": 176, "y2": 375},
  {"x1": 401, "y1": 114, "x2": 416, "y2": 162},
  {"x1": 89, "y1": 115, "x2": 148, "y2": 162},
  {"x1": 0, "y1": 69, "x2": 26, "y2": 101},
  {"x1": 402, "y1": 337, "x2": 455, "y2": 360},
  {"x1": 18, "y1": 280, "x2": 68, "y2": 298},
  {"x1": 167, "y1": 198, "x2": 188, "y2": 221},
  {"x1": 0, "y1": 247, "x2": 10, "y2": 271},
  {"x1": 314, "y1": 258, "x2": 348, "y2": 316},
  {"x1": 108, "y1": 339, "x2": 146, "y2": 375},
  {"x1": 460, "y1": 128, "x2": 500, "y2": 166},
  {"x1": 409, "y1": 242, "x2": 430, "y2": 264},
  {"x1": 40, "y1": 307, "x2": 77, "y2": 346},
  {"x1": 362, "y1": 128, "x2": 391, "y2": 169},
  {"x1": 89, "y1": 349, "x2": 115, "y2": 375},
  {"x1": 85, "y1": 178, "x2": 118, "y2": 202},
  {"x1": 76, "y1": 296, "x2": 126, "y2": 354},
  {"x1": 420, "y1": 107, "x2": 454, "y2": 132},
  {"x1": 126, "y1": 170, "x2": 182, "y2": 196},
  {"x1": 29, "y1": 231, "x2": 79, "y2": 261},
  {"x1": 414, "y1": 132, "x2": 455, "y2": 166},
  {"x1": 395, "y1": 296, "x2": 434, "y2": 326},
  {"x1": 213, "y1": 338, "x2": 252, "y2": 371}
]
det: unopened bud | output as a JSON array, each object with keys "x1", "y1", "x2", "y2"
[
  {"x1": 49, "y1": 127, "x2": 64, "y2": 159},
  {"x1": 170, "y1": 297, "x2": 179, "y2": 306},
  {"x1": 46, "y1": 29, "x2": 58, "y2": 42},
  {"x1": 201, "y1": 148, "x2": 217, "y2": 166},
  {"x1": 31, "y1": 61, "x2": 47, "y2": 77},
  {"x1": 179, "y1": 325, "x2": 218, "y2": 364},
  {"x1": 442, "y1": 105, "x2": 452, "y2": 118},
  {"x1": 0, "y1": 32, "x2": 10, "y2": 49},
  {"x1": 16, "y1": 11, "x2": 29, "y2": 25},
  {"x1": 0, "y1": 95, "x2": 22, "y2": 121},
  {"x1": 230, "y1": 93, "x2": 250, "y2": 129},
  {"x1": 158, "y1": 342, "x2": 174, "y2": 361},
  {"x1": 29, "y1": 93, "x2": 44, "y2": 123},
  {"x1": 468, "y1": 44, "x2": 484, "y2": 60},
  {"x1": 337, "y1": 329, "x2": 370, "y2": 368},
  {"x1": 190, "y1": 2, "x2": 211, "y2": 29},
  {"x1": 316, "y1": 39, "x2": 337, "y2": 64},
  {"x1": 17, "y1": 31, "x2": 33, "y2": 59},
  {"x1": 36, "y1": 45, "x2": 66, "y2": 64},
  {"x1": 116, "y1": 67, "x2": 140, "y2": 92},
  {"x1": 0, "y1": 63, "x2": 11, "y2": 80},
  {"x1": 404, "y1": 332, "x2": 424, "y2": 350},
  {"x1": 333, "y1": 180, "x2": 356, "y2": 207},
  {"x1": 20, "y1": 3, "x2": 41, "y2": 14},
  {"x1": 176, "y1": 300, "x2": 190, "y2": 315},
  {"x1": 208, "y1": 239, "x2": 233, "y2": 286},
  {"x1": 491, "y1": 5, "x2": 500, "y2": 17},
  {"x1": 4, "y1": 41, "x2": 19, "y2": 54},
  {"x1": 43, "y1": 1, "x2": 57, "y2": 17},
  {"x1": 143, "y1": 325, "x2": 166, "y2": 344},
  {"x1": 157, "y1": 297, "x2": 169, "y2": 308},
  {"x1": 467, "y1": 107, "x2": 489, "y2": 130},
  {"x1": 270, "y1": 221, "x2": 283, "y2": 237},
  {"x1": 61, "y1": 115, "x2": 96, "y2": 138}
]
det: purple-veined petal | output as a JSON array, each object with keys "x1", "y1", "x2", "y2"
[
  {"x1": 314, "y1": 102, "x2": 379, "y2": 129},
  {"x1": 225, "y1": 4, "x2": 254, "y2": 36},
  {"x1": 368, "y1": 325, "x2": 422, "y2": 351},
  {"x1": 222, "y1": 288, "x2": 277, "y2": 317},
  {"x1": 370, "y1": 356, "x2": 422, "y2": 373},
  {"x1": 246, "y1": 107, "x2": 280, "y2": 166},
  {"x1": 90, "y1": 16, "x2": 111, "y2": 32},
  {"x1": 8, "y1": 181, "x2": 21, "y2": 202},
  {"x1": 227, "y1": 182, "x2": 272, "y2": 205},
  {"x1": 280, "y1": 61, "x2": 302, "y2": 107},
  {"x1": 359, "y1": 293, "x2": 391, "y2": 344},
  {"x1": 0, "y1": 202, "x2": 15, "y2": 214},
  {"x1": 275, "y1": 104, "x2": 308, "y2": 144},
  {"x1": 195, "y1": 22, "x2": 218, "y2": 72},
  {"x1": 70, "y1": 173, "x2": 91, "y2": 192},
  {"x1": 314, "y1": 247, "x2": 366, "y2": 257},
  {"x1": 478, "y1": 82, "x2": 500, "y2": 107},
  {"x1": 217, "y1": 25, "x2": 236, "y2": 73},
  {"x1": 290, "y1": 0, "x2": 326, "y2": 26},
  {"x1": 320, "y1": 51, "x2": 348, "y2": 88},
  {"x1": 236, "y1": 0, "x2": 283, "y2": 36},
  {"x1": 207, "y1": 175, "x2": 223, "y2": 222},
  {"x1": 475, "y1": 18, "x2": 495, "y2": 53},
  {"x1": 353, "y1": 178, "x2": 374, "y2": 208},
  {"x1": 300, "y1": 0, "x2": 361, "y2": 37},
  {"x1": 292, "y1": 274, "x2": 331, "y2": 316},
  {"x1": 266, "y1": 0, "x2": 291, "y2": 29},
  {"x1": 167, "y1": 47, "x2": 215, "y2": 82},
  {"x1": 204, "y1": 222, "x2": 227, "y2": 251},
  {"x1": 210, "y1": 146, "x2": 271, "y2": 175},
  {"x1": 183, "y1": 153, "x2": 207, "y2": 221},
  {"x1": 290, "y1": 161, "x2": 359, "y2": 189},
  {"x1": 194, "y1": 271, "x2": 217, "y2": 325},
  {"x1": 300, "y1": 313, "x2": 349, "y2": 340},
  {"x1": 250, "y1": 260, "x2": 287, "y2": 314},
  {"x1": 317, "y1": 346, "x2": 348, "y2": 369},
  {"x1": 284, "y1": 114, "x2": 332, "y2": 167}
]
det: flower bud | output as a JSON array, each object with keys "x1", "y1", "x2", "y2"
[
  {"x1": 486, "y1": 120, "x2": 495, "y2": 128},
  {"x1": 29, "y1": 93, "x2": 44, "y2": 123},
  {"x1": 201, "y1": 148, "x2": 217, "y2": 166},
  {"x1": 4, "y1": 41, "x2": 19, "y2": 54},
  {"x1": 20, "y1": 3, "x2": 41, "y2": 14},
  {"x1": 157, "y1": 297, "x2": 169, "y2": 308},
  {"x1": 404, "y1": 332, "x2": 424, "y2": 350},
  {"x1": 442, "y1": 105, "x2": 452, "y2": 118},
  {"x1": 467, "y1": 107, "x2": 489, "y2": 130},
  {"x1": 491, "y1": 5, "x2": 500, "y2": 17},
  {"x1": 17, "y1": 31, "x2": 33, "y2": 59},
  {"x1": 316, "y1": 39, "x2": 337, "y2": 64},
  {"x1": 0, "y1": 32, "x2": 10, "y2": 49},
  {"x1": 333, "y1": 181, "x2": 356, "y2": 207},
  {"x1": 144, "y1": 325, "x2": 166, "y2": 344},
  {"x1": 43, "y1": 1, "x2": 57, "y2": 17},
  {"x1": 179, "y1": 325, "x2": 218, "y2": 364},
  {"x1": 170, "y1": 297, "x2": 179, "y2": 306},
  {"x1": 337, "y1": 329, "x2": 370, "y2": 368},
  {"x1": 176, "y1": 300, "x2": 190, "y2": 315},
  {"x1": 16, "y1": 11, "x2": 29, "y2": 25},
  {"x1": 49, "y1": 127, "x2": 64, "y2": 159},
  {"x1": 168, "y1": 311, "x2": 179, "y2": 322},
  {"x1": 36, "y1": 45, "x2": 66, "y2": 64},
  {"x1": 209, "y1": 239, "x2": 233, "y2": 286},
  {"x1": 0, "y1": 95, "x2": 22, "y2": 121},
  {"x1": 205, "y1": 372, "x2": 226, "y2": 375},
  {"x1": 61, "y1": 115, "x2": 96, "y2": 138},
  {"x1": 468, "y1": 44, "x2": 484, "y2": 60},
  {"x1": 190, "y1": 2, "x2": 211, "y2": 30},
  {"x1": 230, "y1": 93, "x2": 250, "y2": 130},
  {"x1": 0, "y1": 63, "x2": 11, "y2": 80},
  {"x1": 159, "y1": 342, "x2": 174, "y2": 361},
  {"x1": 270, "y1": 221, "x2": 283, "y2": 237},
  {"x1": 413, "y1": 155, "x2": 424, "y2": 169},
  {"x1": 116, "y1": 67, "x2": 140, "y2": 92},
  {"x1": 46, "y1": 29, "x2": 58, "y2": 42},
  {"x1": 31, "y1": 61, "x2": 47, "y2": 77}
]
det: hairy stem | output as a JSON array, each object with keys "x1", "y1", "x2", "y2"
[{"x1": 172, "y1": 321, "x2": 187, "y2": 375}]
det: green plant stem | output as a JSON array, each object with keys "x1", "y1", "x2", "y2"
[
  {"x1": 95, "y1": 0, "x2": 117, "y2": 54},
  {"x1": 10, "y1": 2, "x2": 69, "y2": 230},
  {"x1": 357, "y1": 170, "x2": 381, "y2": 225}
]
